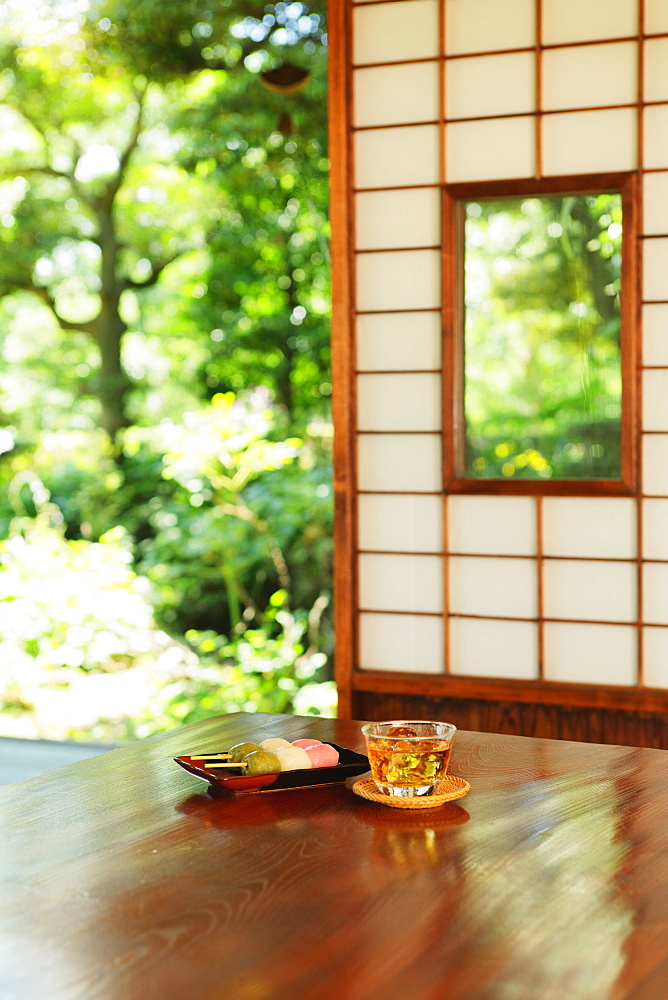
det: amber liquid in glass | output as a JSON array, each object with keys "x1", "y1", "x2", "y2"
[{"x1": 367, "y1": 737, "x2": 452, "y2": 791}]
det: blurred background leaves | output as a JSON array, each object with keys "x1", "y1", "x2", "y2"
[{"x1": 0, "y1": 0, "x2": 335, "y2": 741}]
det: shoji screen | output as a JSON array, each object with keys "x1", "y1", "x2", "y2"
[
  {"x1": 349, "y1": 0, "x2": 445, "y2": 693},
  {"x1": 330, "y1": 0, "x2": 668, "y2": 743}
]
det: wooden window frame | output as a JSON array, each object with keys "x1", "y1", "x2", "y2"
[{"x1": 442, "y1": 171, "x2": 639, "y2": 497}]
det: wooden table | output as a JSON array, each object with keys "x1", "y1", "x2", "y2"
[{"x1": 2, "y1": 712, "x2": 668, "y2": 1000}]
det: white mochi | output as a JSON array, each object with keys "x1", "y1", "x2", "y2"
[
  {"x1": 274, "y1": 745, "x2": 312, "y2": 771},
  {"x1": 260, "y1": 738, "x2": 292, "y2": 751}
]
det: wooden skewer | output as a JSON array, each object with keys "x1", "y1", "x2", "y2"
[
  {"x1": 189, "y1": 753, "x2": 232, "y2": 760},
  {"x1": 203, "y1": 762, "x2": 248, "y2": 769}
]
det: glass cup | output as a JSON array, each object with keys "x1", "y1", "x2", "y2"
[{"x1": 361, "y1": 720, "x2": 457, "y2": 798}]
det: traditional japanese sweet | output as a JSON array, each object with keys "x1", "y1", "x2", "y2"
[
  {"x1": 228, "y1": 742, "x2": 263, "y2": 762},
  {"x1": 259, "y1": 738, "x2": 292, "y2": 752},
  {"x1": 243, "y1": 750, "x2": 282, "y2": 775},
  {"x1": 207, "y1": 737, "x2": 341, "y2": 775},
  {"x1": 273, "y1": 745, "x2": 312, "y2": 771},
  {"x1": 305, "y1": 743, "x2": 339, "y2": 768}
]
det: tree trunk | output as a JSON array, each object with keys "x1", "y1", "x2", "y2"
[
  {"x1": 94, "y1": 308, "x2": 131, "y2": 441},
  {"x1": 92, "y1": 201, "x2": 131, "y2": 442}
]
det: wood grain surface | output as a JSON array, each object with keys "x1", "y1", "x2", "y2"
[{"x1": 2, "y1": 712, "x2": 668, "y2": 1000}]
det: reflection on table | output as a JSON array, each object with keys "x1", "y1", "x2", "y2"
[{"x1": 0, "y1": 712, "x2": 666, "y2": 1000}]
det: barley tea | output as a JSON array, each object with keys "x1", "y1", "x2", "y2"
[{"x1": 362, "y1": 721, "x2": 457, "y2": 797}]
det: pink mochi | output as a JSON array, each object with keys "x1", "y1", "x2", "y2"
[
  {"x1": 305, "y1": 743, "x2": 339, "y2": 768},
  {"x1": 292, "y1": 739, "x2": 322, "y2": 749}
]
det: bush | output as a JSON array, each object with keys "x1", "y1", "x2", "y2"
[{"x1": 0, "y1": 512, "x2": 336, "y2": 742}]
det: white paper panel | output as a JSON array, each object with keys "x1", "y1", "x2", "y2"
[
  {"x1": 357, "y1": 433, "x2": 442, "y2": 492},
  {"x1": 644, "y1": 371, "x2": 668, "y2": 431},
  {"x1": 359, "y1": 611, "x2": 443, "y2": 673},
  {"x1": 643, "y1": 239, "x2": 668, "y2": 301},
  {"x1": 542, "y1": 43, "x2": 637, "y2": 112},
  {"x1": 644, "y1": 39, "x2": 668, "y2": 103},
  {"x1": 449, "y1": 556, "x2": 537, "y2": 618},
  {"x1": 643, "y1": 174, "x2": 668, "y2": 236},
  {"x1": 354, "y1": 63, "x2": 440, "y2": 128},
  {"x1": 355, "y1": 188, "x2": 440, "y2": 251},
  {"x1": 646, "y1": 0, "x2": 668, "y2": 34},
  {"x1": 642, "y1": 500, "x2": 668, "y2": 560},
  {"x1": 445, "y1": 0, "x2": 535, "y2": 55},
  {"x1": 356, "y1": 250, "x2": 441, "y2": 312},
  {"x1": 446, "y1": 116, "x2": 535, "y2": 182},
  {"x1": 645, "y1": 371, "x2": 668, "y2": 429},
  {"x1": 543, "y1": 623, "x2": 637, "y2": 685},
  {"x1": 542, "y1": 0, "x2": 637, "y2": 44},
  {"x1": 356, "y1": 311, "x2": 442, "y2": 372},
  {"x1": 644, "y1": 106, "x2": 668, "y2": 170},
  {"x1": 643, "y1": 306, "x2": 668, "y2": 367},
  {"x1": 357, "y1": 373, "x2": 441, "y2": 432},
  {"x1": 446, "y1": 52, "x2": 534, "y2": 119},
  {"x1": 354, "y1": 125, "x2": 440, "y2": 189},
  {"x1": 542, "y1": 498, "x2": 636, "y2": 559},
  {"x1": 359, "y1": 553, "x2": 444, "y2": 613},
  {"x1": 642, "y1": 563, "x2": 668, "y2": 625},
  {"x1": 449, "y1": 617, "x2": 538, "y2": 679},
  {"x1": 543, "y1": 560, "x2": 636, "y2": 623},
  {"x1": 354, "y1": 1, "x2": 440, "y2": 65},
  {"x1": 542, "y1": 109, "x2": 637, "y2": 176},
  {"x1": 642, "y1": 627, "x2": 668, "y2": 688},
  {"x1": 358, "y1": 494, "x2": 443, "y2": 552},
  {"x1": 643, "y1": 435, "x2": 668, "y2": 496},
  {"x1": 448, "y1": 496, "x2": 536, "y2": 555}
]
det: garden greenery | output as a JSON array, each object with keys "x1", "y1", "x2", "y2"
[
  {"x1": 0, "y1": 1, "x2": 334, "y2": 741},
  {"x1": 0, "y1": 393, "x2": 335, "y2": 741}
]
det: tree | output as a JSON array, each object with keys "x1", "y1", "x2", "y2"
[
  {"x1": 0, "y1": 1, "x2": 327, "y2": 441},
  {"x1": 0, "y1": 2, "x2": 335, "y2": 742}
]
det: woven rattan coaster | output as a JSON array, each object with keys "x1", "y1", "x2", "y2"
[{"x1": 351, "y1": 774, "x2": 470, "y2": 809}]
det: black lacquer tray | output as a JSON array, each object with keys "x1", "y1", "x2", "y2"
[{"x1": 174, "y1": 743, "x2": 370, "y2": 794}]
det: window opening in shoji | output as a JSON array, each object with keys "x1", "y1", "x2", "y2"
[
  {"x1": 353, "y1": 0, "x2": 446, "y2": 677},
  {"x1": 443, "y1": 173, "x2": 637, "y2": 497},
  {"x1": 461, "y1": 186, "x2": 624, "y2": 480}
]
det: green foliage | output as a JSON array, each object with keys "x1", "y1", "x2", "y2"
[
  {"x1": 0, "y1": 1, "x2": 333, "y2": 741},
  {"x1": 0, "y1": 1, "x2": 328, "y2": 435},
  {"x1": 464, "y1": 192, "x2": 623, "y2": 480},
  {"x1": 126, "y1": 390, "x2": 333, "y2": 637},
  {"x1": 0, "y1": 489, "x2": 335, "y2": 743},
  {"x1": 169, "y1": 37, "x2": 331, "y2": 424},
  {"x1": 125, "y1": 602, "x2": 335, "y2": 741},
  {"x1": 0, "y1": 506, "x2": 191, "y2": 738}
]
